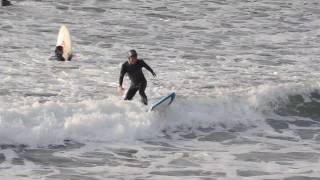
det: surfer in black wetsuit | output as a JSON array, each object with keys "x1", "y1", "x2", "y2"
[
  {"x1": 54, "y1": 46, "x2": 65, "y2": 61},
  {"x1": 118, "y1": 49, "x2": 156, "y2": 105},
  {"x1": 50, "y1": 46, "x2": 72, "y2": 61},
  {"x1": 49, "y1": 46, "x2": 64, "y2": 61},
  {"x1": 2, "y1": 0, "x2": 12, "y2": 6}
]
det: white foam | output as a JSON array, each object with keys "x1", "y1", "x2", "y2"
[{"x1": 1, "y1": 82, "x2": 320, "y2": 147}]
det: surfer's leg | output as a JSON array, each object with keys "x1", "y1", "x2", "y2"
[
  {"x1": 139, "y1": 82, "x2": 148, "y2": 105},
  {"x1": 124, "y1": 85, "x2": 138, "y2": 100}
]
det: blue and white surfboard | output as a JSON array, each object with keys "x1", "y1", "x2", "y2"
[{"x1": 149, "y1": 92, "x2": 176, "y2": 112}]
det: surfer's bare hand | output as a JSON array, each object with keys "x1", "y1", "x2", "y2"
[{"x1": 117, "y1": 86, "x2": 125, "y2": 95}]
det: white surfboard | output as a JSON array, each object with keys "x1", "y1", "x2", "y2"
[
  {"x1": 149, "y1": 92, "x2": 176, "y2": 112},
  {"x1": 56, "y1": 25, "x2": 72, "y2": 60}
]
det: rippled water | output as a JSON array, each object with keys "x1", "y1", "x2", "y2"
[{"x1": 1, "y1": 0, "x2": 320, "y2": 179}]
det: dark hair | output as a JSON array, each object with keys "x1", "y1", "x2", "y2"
[
  {"x1": 56, "y1": 46, "x2": 63, "y2": 51},
  {"x1": 128, "y1": 49, "x2": 137, "y2": 57}
]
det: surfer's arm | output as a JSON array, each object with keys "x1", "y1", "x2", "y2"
[
  {"x1": 67, "y1": 54, "x2": 73, "y2": 61},
  {"x1": 119, "y1": 64, "x2": 126, "y2": 87},
  {"x1": 141, "y1": 60, "x2": 156, "y2": 77}
]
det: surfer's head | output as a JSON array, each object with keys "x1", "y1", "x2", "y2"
[
  {"x1": 128, "y1": 49, "x2": 138, "y2": 64},
  {"x1": 55, "y1": 46, "x2": 63, "y2": 54}
]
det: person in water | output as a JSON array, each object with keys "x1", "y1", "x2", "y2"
[
  {"x1": 2, "y1": 0, "x2": 12, "y2": 6},
  {"x1": 50, "y1": 45, "x2": 72, "y2": 61},
  {"x1": 118, "y1": 49, "x2": 156, "y2": 105},
  {"x1": 55, "y1": 46, "x2": 65, "y2": 61}
]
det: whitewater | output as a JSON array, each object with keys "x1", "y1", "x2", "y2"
[{"x1": 1, "y1": 0, "x2": 320, "y2": 179}]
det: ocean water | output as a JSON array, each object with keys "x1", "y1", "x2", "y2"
[{"x1": 1, "y1": 0, "x2": 320, "y2": 179}]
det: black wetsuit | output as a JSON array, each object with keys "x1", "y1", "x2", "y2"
[
  {"x1": 119, "y1": 59, "x2": 155, "y2": 105},
  {"x1": 49, "y1": 46, "x2": 73, "y2": 61},
  {"x1": 2, "y1": 0, "x2": 12, "y2": 6},
  {"x1": 55, "y1": 54, "x2": 65, "y2": 61}
]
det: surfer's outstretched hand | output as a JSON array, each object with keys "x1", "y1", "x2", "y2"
[
  {"x1": 117, "y1": 86, "x2": 125, "y2": 96},
  {"x1": 152, "y1": 72, "x2": 156, "y2": 77}
]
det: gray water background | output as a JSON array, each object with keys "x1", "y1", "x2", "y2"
[{"x1": 1, "y1": 0, "x2": 320, "y2": 179}]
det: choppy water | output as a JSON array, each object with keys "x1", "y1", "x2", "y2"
[{"x1": 1, "y1": 0, "x2": 320, "y2": 179}]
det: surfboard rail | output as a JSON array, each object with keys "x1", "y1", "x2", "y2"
[{"x1": 149, "y1": 92, "x2": 176, "y2": 112}]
